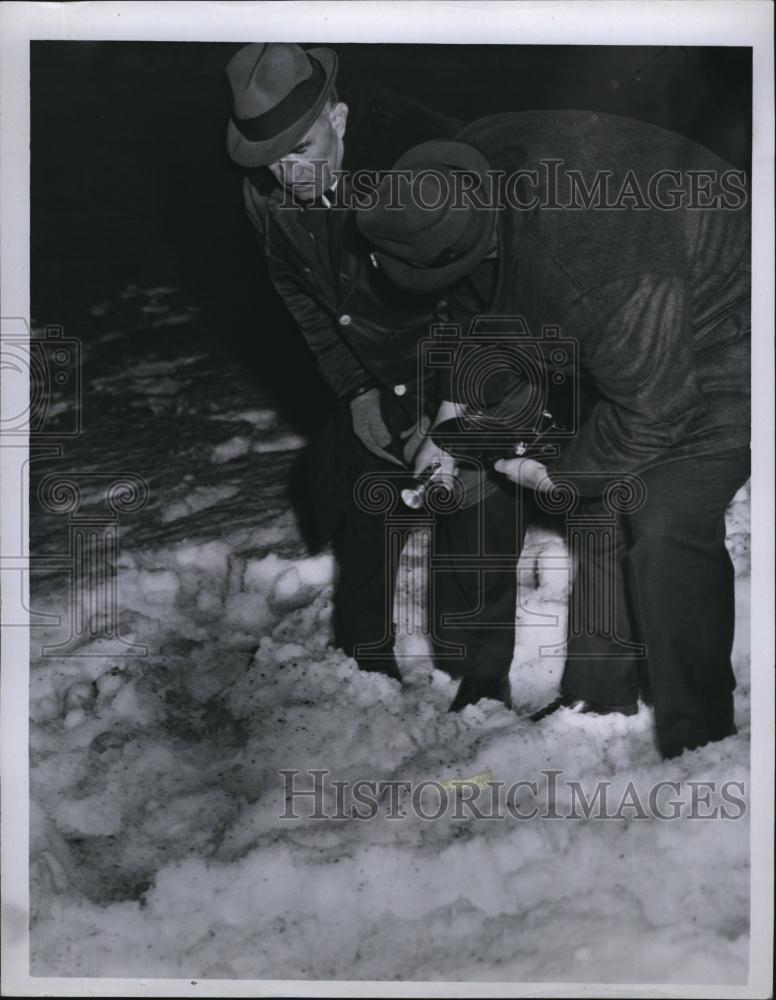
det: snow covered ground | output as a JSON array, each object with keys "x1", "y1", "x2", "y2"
[{"x1": 28, "y1": 285, "x2": 752, "y2": 985}]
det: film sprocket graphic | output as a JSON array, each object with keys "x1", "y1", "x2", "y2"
[{"x1": 404, "y1": 317, "x2": 579, "y2": 509}]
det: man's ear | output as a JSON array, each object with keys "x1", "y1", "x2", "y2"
[{"x1": 330, "y1": 101, "x2": 349, "y2": 138}]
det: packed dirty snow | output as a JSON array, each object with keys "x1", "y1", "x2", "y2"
[{"x1": 28, "y1": 286, "x2": 752, "y2": 985}]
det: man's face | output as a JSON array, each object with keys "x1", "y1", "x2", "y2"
[{"x1": 268, "y1": 101, "x2": 348, "y2": 201}]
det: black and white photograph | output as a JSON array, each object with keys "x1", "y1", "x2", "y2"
[{"x1": 1, "y1": 2, "x2": 773, "y2": 996}]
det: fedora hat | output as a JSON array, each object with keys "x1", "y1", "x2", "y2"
[
  {"x1": 226, "y1": 43, "x2": 338, "y2": 168},
  {"x1": 356, "y1": 140, "x2": 497, "y2": 293}
]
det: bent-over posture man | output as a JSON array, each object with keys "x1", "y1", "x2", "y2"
[{"x1": 358, "y1": 112, "x2": 750, "y2": 758}]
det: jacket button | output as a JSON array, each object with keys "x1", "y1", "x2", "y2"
[
  {"x1": 339, "y1": 314, "x2": 352, "y2": 326},
  {"x1": 393, "y1": 383, "x2": 407, "y2": 396}
]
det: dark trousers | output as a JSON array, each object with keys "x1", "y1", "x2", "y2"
[
  {"x1": 430, "y1": 480, "x2": 527, "y2": 680},
  {"x1": 334, "y1": 461, "x2": 525, "y2": 682},
  {"x1": 332, "y1": 455, "x2": 404, "y2": 660},
  {"x1": 321, "y1": 382, "x2": 523, "y2": 680},
  {"x1": 562, "y1": 449, "x2": 750, "y2": 758}
]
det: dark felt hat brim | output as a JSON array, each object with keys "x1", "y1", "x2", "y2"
[
  {"x1": 226, "y1": 48, "x2": 338, "y2": 168},
  {"x1": 373, "y1": 203, "x2": 497, "y2": 293}
]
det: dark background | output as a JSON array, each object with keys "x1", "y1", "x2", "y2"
[{"x1": 31, "y1": 42, "x2": 752, "y2": 429}]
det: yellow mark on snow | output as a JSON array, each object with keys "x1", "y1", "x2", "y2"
[{"x1": 440, "y1": 768, "x2": 493, "y2": 792}]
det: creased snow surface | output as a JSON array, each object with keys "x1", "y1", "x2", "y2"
[{"x1": 28, "y1": 286, "x2": 751, "y2": 984}]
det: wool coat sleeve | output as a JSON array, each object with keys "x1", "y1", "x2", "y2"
[
  {"x1": 241, "y1": 178, "x2": 372, "y2": 398},
  {"x1": 544, "y1": 273, "x2": 704, "y2": 487},
  {"x1": 267, "y1": 271, "x2": 373, "y2": 398}
]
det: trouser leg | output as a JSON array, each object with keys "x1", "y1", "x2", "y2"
[
  {"x1": 623, "y1": 451, "x2": 750, "y2": 757},
  {"x1": 334, "y1": 478, "x2": 407, "y2": 662},
  {"x1": 561, "y1": 450, "x2": 749, "y2": 756},
  {"x1": 430, "y1": 481, "x2": 528, "y2": 681},
  {"x1": 562, "y1": 494, "x2": 644, "y2": 705},
  {"x1": 328, "y1": 386, "x2": 436, "y2": 668}
]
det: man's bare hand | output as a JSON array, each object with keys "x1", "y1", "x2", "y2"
[{"x1": 493, "y1": 457, "x2": 553, "y2": 492}]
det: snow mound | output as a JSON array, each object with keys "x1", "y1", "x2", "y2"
[{"x1": 28, "y1": 285, "x2": 753, "y2": 985}]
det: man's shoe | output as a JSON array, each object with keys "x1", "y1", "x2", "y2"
[
  {"x1": 449, "y1": 676, "x2": 513, "y2": 712},
  {"x1": 529, "y1": 693, "x2": 638, "y2": 722},
  {"x1": 357, "y1": 657, "x2": 403, "y2": 683}
]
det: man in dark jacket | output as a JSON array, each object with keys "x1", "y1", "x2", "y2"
[
  {"x1": 357, "y1": 112, "x2": 751, "y2": 758},
  {"x1": 226, "y1": 44, "x2": 525, "y2": 708}
]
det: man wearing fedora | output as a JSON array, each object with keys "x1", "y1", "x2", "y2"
[
  {"x1": 225, "y1": 43, "x2": 528, "y2": 710},
  {"x1": 357, "y1": 113, "x2": 751, "y2": 759}
]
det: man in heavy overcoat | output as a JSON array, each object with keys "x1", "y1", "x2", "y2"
[{"x1": 358, "y1": 111, "x2": 751, "y2": 757}]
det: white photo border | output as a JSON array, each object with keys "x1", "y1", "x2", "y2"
[{"x1": 1, "y1": 2, "x2": 773, "y2": 997}]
